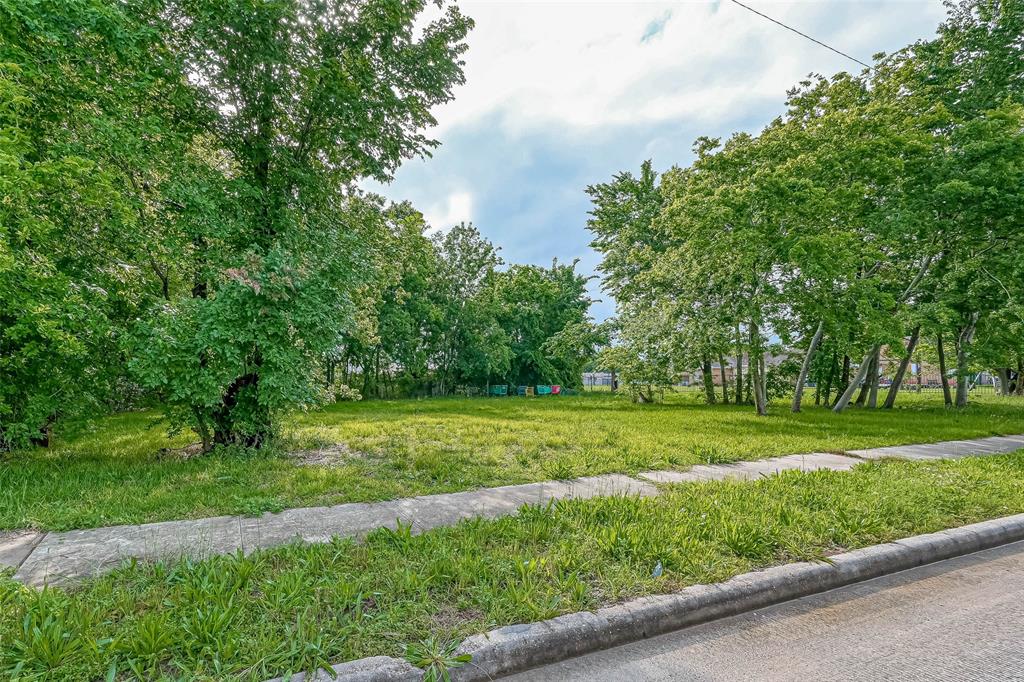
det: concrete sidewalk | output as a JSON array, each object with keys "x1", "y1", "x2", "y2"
[{"x1": 4, "y1": 434, "x2": 1023, "y2": 586}]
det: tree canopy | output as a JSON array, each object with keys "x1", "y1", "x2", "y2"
[{"x1": 589, "y1": 0, "x2": 1024, "y2": 412}]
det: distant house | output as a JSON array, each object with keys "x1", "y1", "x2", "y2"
[
  {"x1": 582, "y1": 371, "x2": 614, "y2": 387},
  {"x1": 698, "y1": 352, "x2": 793, "y2": 386}
]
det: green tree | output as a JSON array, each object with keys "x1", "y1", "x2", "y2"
[
  {"x1": 487, "y1": 259, "x2": 596, "y2": 387},
  {"x1": 429, "y1": 222, "x2": 506, "y2": 394},
  {"x1": 130, "y1": 0, "x2": 473, "y2": 446},
  {"x1": 585, "y1": 160, "x2": 665, "y2": 303},
  {"x1": 0, "y1": 0, "x2": 197, "y2": 448}
]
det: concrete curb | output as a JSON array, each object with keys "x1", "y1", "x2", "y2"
[{"x1": 267, "y1": 513, "x2": 1024, "y2": 682}]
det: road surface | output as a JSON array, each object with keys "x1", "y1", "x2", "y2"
[{"x1": 506, "y1": 540, "x2": 1024, "y2": 681}]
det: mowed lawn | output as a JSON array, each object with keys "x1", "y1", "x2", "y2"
[{"x1": 2, "y1": 391, "x2": 1023, "y2": 530}]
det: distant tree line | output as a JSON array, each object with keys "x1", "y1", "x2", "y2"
[
  {"x1": 588, "y1": 0, "x2": 1024, "y2": 412},
  {"x1": 330, "y1": 217, "x2": 602, "y2": 400}
]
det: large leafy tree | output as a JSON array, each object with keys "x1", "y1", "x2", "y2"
[
  {"x1": 873, "y1": 0, "x2": 1024, "y2": 407},
  {"x1": 0, "y1": 0, "x2": 199, "y2": 449},
  {"x1": 429, "y1": 222, "x2": 507, "y2": 394},
  {"x1": 585, "y1": 160, "x2": 665, "y2": 303},
  {"x1": 589, "y1": 0, "x2": 1023, "y2": 414},
  {"x1": 129, "y1": 0, "x2": 473, "y2": 447},
  {"x1": 486, "y1": 259, "x2": 596, "y2": 387}
]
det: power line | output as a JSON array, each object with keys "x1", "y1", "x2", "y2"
[{"x1": 728, "y1": 0, "x2": 873, "y2": 71}]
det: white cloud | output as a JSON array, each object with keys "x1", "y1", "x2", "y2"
[
  {"x1": 426, "y1": 0, "x2": 946, "y2": 137},
  {"x1": 422, "y1": 191, "x2": 474, "y2": 233}
]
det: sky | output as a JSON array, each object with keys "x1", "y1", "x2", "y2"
[{"x1": 367, "y1": 0, "x2": 949, "y2": 320}]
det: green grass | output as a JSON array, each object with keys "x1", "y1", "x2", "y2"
[
  {"x1": 2, "y1": 452, "x2": 1024, "y2": 681},
  {"x1": 2, "y1": 391, "x2": 1023, "y2": 530}
]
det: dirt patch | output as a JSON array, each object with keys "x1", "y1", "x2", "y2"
[
  {"x1": 156, "y1": 443, "x2": 205, "y2": 460},
  {"x1": 431, "y1": 605, "x2": 486, "y2": 631},
  {"x1": 289, "y1": 443, "x2": 367, "y2": 467}
]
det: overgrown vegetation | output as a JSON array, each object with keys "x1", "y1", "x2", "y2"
[
  {"x1": 3, "y1": 452, "x2": 1024, "y2": 680},
  {"x1": 589, "y1": 1, "x2": 1024, "y2": 412},
  {"x1": 0, "y1": 0, "x2": 613, "y2": 453},
  {"x1": 3, "y1": 392, "x2": 1023, "y2": 531},
  {"x1": 5, "y1": 0, "x2": 1021, "y2": 453},
  {"x1": 2, "y1": 2, "x2": 1022, "y2": 674}
]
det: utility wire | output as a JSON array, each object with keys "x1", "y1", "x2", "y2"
[{"x1": 729, "y1": 0, "x2": 873, "y2": 71}]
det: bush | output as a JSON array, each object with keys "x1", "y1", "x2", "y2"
[{"x1": 329, "y1": 382, "x2": 362, "y2": 402}]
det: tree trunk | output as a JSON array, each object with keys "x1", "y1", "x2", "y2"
[
  {"x1": 883, "y1": 325, "x2": 920, "y2": 409},
  {"x1": 996, "y1": 367, "x2": 1011, "y2": 396},
  {"x1": 854, "y1": 350, "x2": 876, "y2": 407},
  {"x1": 701, "y1": 354, "x2": 717, "y2": 404},
  {"x1": 325, "y1": 359, "x2": 335, "y2": 388},
  {"x1": 867, "y1": 348, "x2": 882, "y2": 408},
  {"x1": 760, "y1": 353, "x2": 768, "y2": 406},
  {"x1": 1017, "y1": 357, "x2": 1024, "y2": 396},
  {"x1": 834, "y1": 354, "x2": 851, "y2": 407},
  {"x1": 734, "y1": 325, "x2": 744, "y2": 405},
  {"x1": 749, "y1": 322, "x2": 767, "y2": 416},
  {"x1": 937, "y1": 334, "x2": 953, "y2": 407},
  {"x1": 27, "y1": 415, "x2": 56, "y2": 449},
  {"x1": 954, "y1": 312, "x2": 979, "y2": 408},
  {"x1": 362, "y1": 359, "x2": 372, "y2": 397},
  {"x1": 191, "y1": 406, "x2": 213, "y2": 452},
  {"x1": 792, "y1": 320, "x2": 824, "y2": 413},
  {"x1": 718, "y1": 354, "x2": 730, "y2": 404},
  {"x1": 820, "y1": 352, "x2": 837, "y2": 407},
  {"x1": 833, "y1": 345, "x2": 880, "y2": 413},
  {"x1": 210, "y1": 369, "x2": 270, "y2": 448}
]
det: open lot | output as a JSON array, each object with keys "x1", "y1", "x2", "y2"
[{"x1": 2, "y1": 392, "x2": 1023, "y2": 531}]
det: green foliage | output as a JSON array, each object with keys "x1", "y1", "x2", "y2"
[
  {"x1": 336, "y1": 220, "x2": 600, "y2": 398},
  {"x1": 598, "y1": 307, "x2": 679, "y2": 403},
  {"x1": 337, "y1": 201, "x2": 444, "y2": 398},
  {"x1": 487, "y1": 259, "x2": 598, "y2": 387},
  {"x1": 585, "y1": 159, "x2": 665, "y2": 302},
  {"x1": 405, "y1": 637, "x2": 472, "y2": 682},
  {"x1": 430, "y1": 222, "x2": 509, "y2": 393},
  {"x1": 1, "y1": 0, "x2": 475, "y2": 448},
  {"x1": 127, "y1": 0, "x2": 474, "y2": 446},
  {"x1": 588, "y1": 0, "x2": 1024, "y2": 414},
  {"x1": 3, "y1": 452, "x2": 1024, "y2": 679},
  {"x1": 0, "y1": 0, "x2": 191, "y2": 448}
]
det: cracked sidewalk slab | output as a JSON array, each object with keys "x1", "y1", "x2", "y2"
[
  {"x1": 847, "y1": 434, "x2": 1024, "y2": 460},
  {"x1": 637, "y1": 452, "x2": 860, "y2": 484}
]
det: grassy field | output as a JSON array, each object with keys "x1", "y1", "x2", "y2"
[
  {"x1": 2, "y1": 391, "x2": 1023, "y2": 530},
  {"x1": 2, "y1": 453, "x2": 1023, "y2": 681}
]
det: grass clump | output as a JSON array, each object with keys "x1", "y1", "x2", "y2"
[
  {"x1": 2, "y1": 452, "x2": 1024, "y2": 680},
  {"x1": 2, "y1": 392, "x2": 1024, "y2": 530}
]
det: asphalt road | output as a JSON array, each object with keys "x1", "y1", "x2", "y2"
[{"x1": 506, "y1": 540, "x2": 1024, "y2": 682}]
